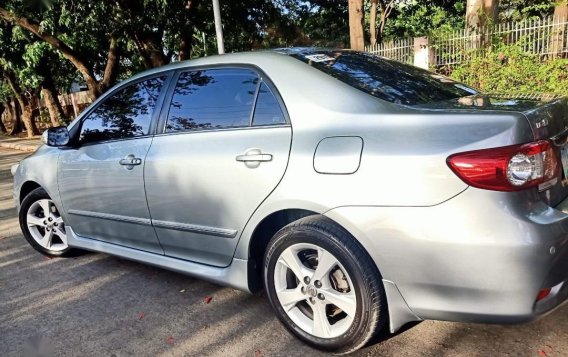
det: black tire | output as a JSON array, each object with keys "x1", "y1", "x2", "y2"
[
  {"x1": 19, "y1": 187, "x2": 76, "y2": 257},
  {"x1": 263, "y1": 215, "x2": 387, "y2": 354}
]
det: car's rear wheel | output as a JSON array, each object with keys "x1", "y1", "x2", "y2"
[
  {"x1": 19, "y1": 187, "x2": 75, "y2": 257},
  {"x1": 263, "y1": 216, "x2": 387, "y2": 354}
]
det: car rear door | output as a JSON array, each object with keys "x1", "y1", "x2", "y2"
[
  {"x1": 58, "y1": 74, "x2": 170, "y2": 254},
  {"x1": 144, "y1": 67, "x2": 291, "y2": 267}
]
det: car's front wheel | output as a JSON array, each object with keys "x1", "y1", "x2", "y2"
[
  {"x1": 263, "y1": 216, "x2": 387, "y2": 354},
  {"x1": 19, "y1": 187, "x2": 75, "y2": 257}
]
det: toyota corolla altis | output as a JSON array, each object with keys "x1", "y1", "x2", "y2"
[{"x1": 12, "y1": 48, "x2": 568, "y2": 353}]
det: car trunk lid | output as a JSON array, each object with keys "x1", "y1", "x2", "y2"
[{"x1": 417, "y1": 94, "x2": 568, "y2": 206}]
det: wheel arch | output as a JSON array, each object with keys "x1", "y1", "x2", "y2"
[
  {"x1": 245, "y1": 206, "x2": 421, "y2": 333},
  {"x1": 19, "y1": 181, "x2": 42, "y2": 203},
  {"x1": 247, "y1": 208, "x2": 319, "y2": 293},
  {"x1": 245, "y1": 208, "x2": 386, "y2": 294}
]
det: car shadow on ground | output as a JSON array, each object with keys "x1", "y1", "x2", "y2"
[{"x1": 1, "y1": 231, "x2": 567, "y2": 356}]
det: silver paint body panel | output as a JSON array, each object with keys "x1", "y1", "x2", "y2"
[
  {"x1": 144, "y1": 126, "x2": 292, "y2": 266},
  {"x1": 13, "y1": 51, "x2": 568, "y2": 333},
  {"x1": 57, "y1": 138, "x2": 163, "y2": 254}
]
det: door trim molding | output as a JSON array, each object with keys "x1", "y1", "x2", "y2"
[
  {"x1": 152, "y1": 219, "x2": 238, "y2": 239},
  {"x1": 68, "y1": 209, "x2": 237, "y2": 239},
  {"x1": 68, "y1": 209, "x2": 152, "y2": 226}
]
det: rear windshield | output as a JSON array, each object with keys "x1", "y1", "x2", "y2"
[{"x1": 290, "y1": 51, "x2": 478, "y2": 105}]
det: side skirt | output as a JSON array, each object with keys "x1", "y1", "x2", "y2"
[{"x1": 66, "y1": 226, "x2": 251, "y2": 292}]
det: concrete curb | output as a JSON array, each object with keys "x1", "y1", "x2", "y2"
[{"x1": 0, "y1": 141, "x2": 40, "y2": 152}]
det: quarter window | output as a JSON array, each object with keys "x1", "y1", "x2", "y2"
[
  {"x1": 79, "y1": 77, "x2": 166, "y2": 144},
  {"x1": 252, "y1": 82, "x2": 286, "y2": 126},
  {"x1": 166, "y1": 69, "x2": 258, "y2": 132}
]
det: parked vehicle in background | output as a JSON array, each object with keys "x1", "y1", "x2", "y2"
[{"x1": 12, "y1": 49, "x2": 568, "y2": 354}]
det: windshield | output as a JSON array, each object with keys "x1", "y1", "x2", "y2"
[{"x1": 289, "y1": 50, "x2": 478, "y2": 105}]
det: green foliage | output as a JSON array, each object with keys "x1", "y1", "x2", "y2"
[
  {"x1": 450, "y1": 43, "x2": 568, "y2": 96},
  {"x1": 269, "y1": 0, "x2": 349, "y2": 47},
  {"x1": 383, "y1": 0, "x2": 466, "y2": 40},
  {"x1": 499, "y1": 0, "x2": 556, "y2": 21},
  {"x1": 0, "y1": 80, "x2": 10, "y2": 102}
]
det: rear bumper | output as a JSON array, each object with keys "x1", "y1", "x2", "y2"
[{"x1": 325, "y1": 187, "x2": 568, "y2": 327}]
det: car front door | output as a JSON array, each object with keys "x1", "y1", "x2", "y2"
[
  {"x1": 144, "y1": 67, "x2": 292, "y2": 267},
  {"x1": 58, "y1": 75, "x2": 169, "y2": 254}
]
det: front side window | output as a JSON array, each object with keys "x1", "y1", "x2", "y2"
[
  {"x1": 79, "y1": 76, "x2": 166, "y2": 144},
  {"x1": 166, "y1": 69, "x2": 258, "y2": 132}
]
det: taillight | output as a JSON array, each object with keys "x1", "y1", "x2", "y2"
[{"x1": 447, "y1": 140, "x2": 560, "y2": 192}]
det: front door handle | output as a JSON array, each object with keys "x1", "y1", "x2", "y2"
[
  {"x1": 236, "y1": 148, "x2": 273, "y2": 168},
  {"x1": 119, "y1": 154, "x2": 142, "y2": 170}
]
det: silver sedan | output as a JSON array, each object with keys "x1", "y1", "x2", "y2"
[{"x1": 12, "y1": 48, "x2": 568, "y2": 354}]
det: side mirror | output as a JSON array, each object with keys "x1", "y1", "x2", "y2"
[{"x1": 42, "y1": 126, "x2": 70, "y2": 147}]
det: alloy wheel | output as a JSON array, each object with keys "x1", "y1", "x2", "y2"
[
  {"x1": 273, "y1": 243, "x2": 357, "y2": 339},
  {"x1": 26, "y1": 199, "x2": 68, "y2": 252}
]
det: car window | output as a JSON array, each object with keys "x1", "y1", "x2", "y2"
[
  {"x1": 166, "y1": 69, "x2": 258, "y2": 132},
  {"x1": 79, "y1": 77, "x2": 166, "y2": 144},
  {"x1": 252, "y1": 82, "x2": 286, "y2": 126},
  {"x1": 289, "y1": 50, "x2": 478, "y2": 105}
]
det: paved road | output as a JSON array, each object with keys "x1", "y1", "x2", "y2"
[{"x1": 1, "y1": 146, "x2": 567, "y2": 357}]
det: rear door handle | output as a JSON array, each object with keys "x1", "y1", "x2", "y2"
[
  {"x1": 236, "y1": 148, "x2": 273, "y2": 168},
  {"x1": 119, "y1": 154, "x2": 142, "y2": 170},
  {"x1": 236, "y1": 154, "x2": 273, "y2": 162}
]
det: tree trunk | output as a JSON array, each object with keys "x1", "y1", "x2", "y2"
[
  {"x1": 21, "y1": 106, "x2": 36, "y2": 138},
  {"x1": 466, "y1": 0, "x2": 499, "y2": 31},
  {"x1": 133, "y1": 31, "x2": 169, "y2": 68},
  {"x1": 0, "y1": 104, "x2": 6, "y2": 134},
  {"x1": 370, "y1": 0, "x2": 378, "y2": 46},
  {"x1": 41, "y1": 87, "x2": 61, "y2": 127},
  {"x1": 4, "y1": 71, "x2": 38, "y2": 137},
  {"x1": 7, "y1": 100, "x2": 22, "y2": 136},
  {"x1": 348, "y1": 0, "x2": 365, "y2": 50},
  {"x1": 41, "y1": 73, "x2": 67, "y2": 126},
  {"x1": 550, "y1": 2, "x2": 568, "y2": 57},
  {"x1": 178, "y1": 27, "x2": 194, "y2": 61},
  {"x1": 99, "y1": 36, "x2": 120, "y2": 93}
]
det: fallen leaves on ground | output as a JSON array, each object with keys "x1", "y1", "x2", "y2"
[
  {"x1": 204, "y1": 295, "x2": 213, "y2": 304},
  {"x1": 138, "y1": 312, "x2": 145, "y2": 320},
  {"x1": 167, "y1": 336, "x2": 175, "y2": 344},
  {"x1": 538, "y1": 345, "x2": 554, "y2": 356}
]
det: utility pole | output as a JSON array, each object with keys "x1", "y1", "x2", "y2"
[{"x1": 212, "y1": 0, "x2": 225, "y2": 54}]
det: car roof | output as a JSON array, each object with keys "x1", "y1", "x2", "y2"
[{"x1": 127, "y1": 48, "x2": 352, "y2": 81}]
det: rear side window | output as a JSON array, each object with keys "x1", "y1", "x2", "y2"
[
  {"x1": 290, "y1": 51, "x2": 478, "y2": 105},
  {"x1": 252, "y1": 82, "x2": 286, "y2": 126},
  {"x1": 166, "y1": 69, "x2": 258, "y2": 132},
  {"x1": 79, "y1": 77, "x2": 165, "y2": 144}
]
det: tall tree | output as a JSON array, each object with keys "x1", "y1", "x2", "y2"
[
  {"x1": 349, "y1": 0, "x2": 365, "y2": 50},
  {"x1": 466, "y1": 0, "x2": 500, "y2": 30},
  {"x1": 553, "y1": 1, "x2": 568, "y2": 21},
  {"x1": 0, "y1": 2, "x2": 121, "y2": 100},
  {"x1": 370, "y1": 0, "x2": 378, "y2": 46},
  {"x1": 0, "y1": 104, "x2": 6, "y2": 134},
  {"x1": 550, "y1": 1, "x2": 568, "y2": 56},
  {"x1": 2, "y1": 68, "x2": 38, "y2": 137}
]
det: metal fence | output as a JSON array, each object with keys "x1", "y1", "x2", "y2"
[
  {"x1": 365, "y1": 16, "x2": 568, "y2": 68},
  {"x1": 433, "y1": 17, "x2": 568, "y2": 67},
  {"x1": 364, "y1": 38, "x2": 414, "y2": 64}
]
